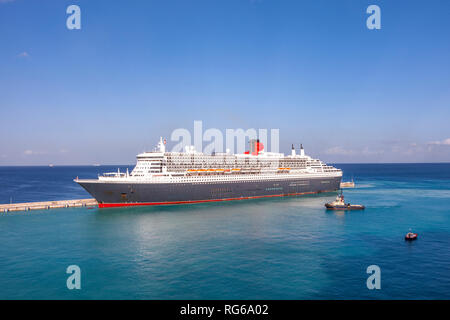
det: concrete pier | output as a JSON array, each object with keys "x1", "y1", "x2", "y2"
[{"x1": 0, "y1": 198, "x2": 98, "y2": 213}]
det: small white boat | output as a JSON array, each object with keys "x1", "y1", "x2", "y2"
[{"x1": 340, "y1": 180, "x2": 355, "y2": 188}]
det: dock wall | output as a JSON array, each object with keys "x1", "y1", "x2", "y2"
[{"x1": 1, "y1": 199, "x2": 98, "y2": 213}]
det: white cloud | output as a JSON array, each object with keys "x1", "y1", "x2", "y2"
[
  {"x1": 17, "y1": 51, "x2": 30, "y2": 58},
  {"x1": 24, "y1": 150, "x2": 47, "y2": 156},
  {"x1": 325, "y1": 146, "x2": 384, "y2": 157},
  {"x1": 361, "y1": 147, "x2": 384, "y2": 156},
  {"x1": 428, "y1": 138, "x2": 450, "y2": 146},
  {"x1": 324, "y1": 146, "x2": 354, "y2": 155}
]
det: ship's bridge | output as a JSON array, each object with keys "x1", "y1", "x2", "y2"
[
  {"x1": 132, "y1": 152, "x2": 166, "y2": 177},
  {"x1": 129, "y1": 137, "x2": 168, "y2": 177}
]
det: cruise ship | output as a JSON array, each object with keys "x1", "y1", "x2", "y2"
[{"x1": 75, "y1": 138, "x2": 342, "y2": 208}]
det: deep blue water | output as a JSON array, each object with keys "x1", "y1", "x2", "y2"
[{"x1": 1, "y1": 164, "x2": 450, "y2": 299}]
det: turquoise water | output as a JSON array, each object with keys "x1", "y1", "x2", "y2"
[{"x1": 1, "y1": 164, "x2": 450, "y2": 299}]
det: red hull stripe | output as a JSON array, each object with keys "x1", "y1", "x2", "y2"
[{"x1": 97, "y1": 191, "x2": 328, "y2": 208}]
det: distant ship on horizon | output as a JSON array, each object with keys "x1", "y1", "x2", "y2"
[{"x1": 75, "y1": 137, "x2": 342, "y2": 208}]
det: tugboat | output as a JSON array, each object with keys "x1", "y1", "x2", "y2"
[
  {"x1": 405, "y1": 229, "x2": 418, "y2": 241},
  {"x1": 325, "y1": 193, "x2": 365, "y2": 210}
]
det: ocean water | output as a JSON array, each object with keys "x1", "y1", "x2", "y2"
[{"x1": 1, "y1": 164, "x2": 450, "y2": 299}]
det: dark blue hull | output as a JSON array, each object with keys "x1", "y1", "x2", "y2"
[{"x1": 77, "y1": 176, "x2": 342, "y2": 207}]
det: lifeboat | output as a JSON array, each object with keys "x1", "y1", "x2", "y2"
[
  {"x1": 405, "y1": 230, "x2": 418, "y2": 241},
  {"x1": 325, "y1": 193, "x2": 365, "y2": 210},
  {"x1": 277, "y1": 167, "x2": 290, "y2": 173},
  {"x1": 187, "y1": 169, "x2": 198, "y2": 175}
]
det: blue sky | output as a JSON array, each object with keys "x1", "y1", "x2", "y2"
[{"x1": 1, "y1": 0, "x2": 450, "y2": 165}]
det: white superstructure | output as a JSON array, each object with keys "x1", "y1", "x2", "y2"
[{"x1": 98, "y1": 138, "x2": 342, "y2": 184}]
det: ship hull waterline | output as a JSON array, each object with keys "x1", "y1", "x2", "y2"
[{"x1": 76, "y1": 176, "x2": 342, "y2": 208}]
